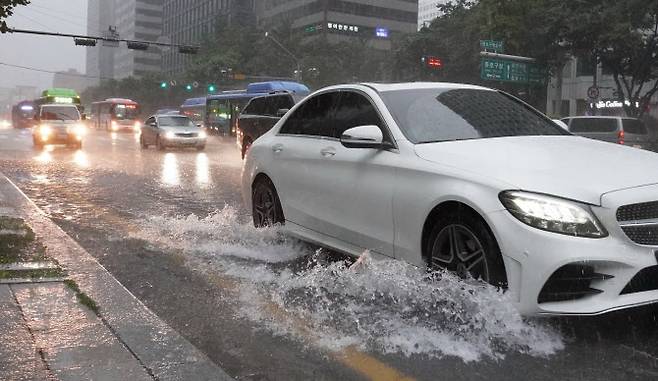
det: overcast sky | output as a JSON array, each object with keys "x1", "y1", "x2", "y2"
[{"x1": 0, "y1": 0, "x2": 87, "y2": 90}]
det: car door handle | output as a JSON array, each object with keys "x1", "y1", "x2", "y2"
[
  {"x1": 272, "y1": 144, "x2": 284, "y2": 153},
  {"x1": 320, "y1": 147, "x2": 336, "y2": 157}
]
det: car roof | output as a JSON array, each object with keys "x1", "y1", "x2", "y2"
[
  {"x1": 358, "y1": 82, "x2": 494, "y2": 93},
  {"x1": 565, "y1": 116, "x2": 639, "y2": 120}
]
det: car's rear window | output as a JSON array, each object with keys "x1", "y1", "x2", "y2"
[
  {"x1": 622, "y1": 119, "x2": 648, "y2": 135},
  {"x1": 569, "y1": 118, "x2": 618, "y2": 133}
]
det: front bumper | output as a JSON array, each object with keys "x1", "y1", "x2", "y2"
[
  {"x1": 487, "y1": 185, "x2": 658, "y2": 316},
  {"x1": 34, "y1": 132, "x2": 82, "y2": 145},
  {"x1": 161, "y1": 136, "x2": 206, "y2": 147}
]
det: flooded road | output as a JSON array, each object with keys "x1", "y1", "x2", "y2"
[{"x1": 1, "y1": 126, "x2": 658, "y2": 380}]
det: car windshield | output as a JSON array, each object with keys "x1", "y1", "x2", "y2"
[
  {"x1": 40, "y1": 106, "x2": 79, "y2": 121},
  {"x1": 158, "y1": 116, "x2": 195, "y2": 128},
  {"x1": 381, "y1": 88, "x2": 569, "y2": 144},
  {"x1": 570, "y1": 118, "x2": 618, "y2": 133}
]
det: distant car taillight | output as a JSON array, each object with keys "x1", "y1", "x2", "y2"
[{"x1": 618, "y1": 130, "x2": 625, "y2": 145}]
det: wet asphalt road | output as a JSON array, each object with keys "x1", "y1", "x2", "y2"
[{"x1": 1, "y1": 126, "x2": 658, "y2": 381}]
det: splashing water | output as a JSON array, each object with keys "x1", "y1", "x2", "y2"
[{"x1": 136, "y1": 207, "x2": 564, "y2": 362}]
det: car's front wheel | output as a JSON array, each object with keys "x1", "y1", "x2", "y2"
[
  {"x1": 425, "y1": 208, "x2": 507, "y2": 288},
  {"x1": 252, "y1": 177, "x2": 284, "y2": 228}
]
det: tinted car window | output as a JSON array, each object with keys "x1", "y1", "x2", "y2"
[
  {"x1": 381, "y1": 88, "x2": 568, "y2": 144},
  {"x1": 243, "y1": 98, "x2": 266, "y2": 115},
  {"x1": 622, "y1": 119, "x2": 648, "y2": 135},
  {"x1": 264, "y1": 95, "x2": 294, "y2": 116},
  {"x1": 158, "y1": 116, "x2": 195, "y2": 128},
  {"x1": 279, "y1": 92, "x2": 339, "y2": 137},
  {"x1": 570, "y1": 118, "x2": 618, "y2": 133},
  {"x1": 333, "y1": 91, "x2": 384, "y2": 138},
  {"x1": 41, "y1": 106, "x2": 80, "y2": 121}
]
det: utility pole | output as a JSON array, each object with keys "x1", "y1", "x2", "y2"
[{"x1": 265, "y1": 32, "x2": 302, "y2": 82}]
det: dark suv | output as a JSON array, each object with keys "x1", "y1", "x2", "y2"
[{"x1": 237, "y1": 92, "x2": 305, "y2": 158}]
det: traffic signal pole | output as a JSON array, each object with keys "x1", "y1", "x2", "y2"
[{"x1": 9, "y1": 28, "x2": 200, "y2": 53}]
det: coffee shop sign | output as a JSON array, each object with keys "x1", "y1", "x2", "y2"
[{"x1": 592, "y1": 100, "x2": 640, "y2": 109}]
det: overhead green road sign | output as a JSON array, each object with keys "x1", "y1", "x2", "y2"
[
  {"x1": 481, "y1": 58, "x2": 546, "y2": 86},
  {"x1": 480, "y1": 40, "x2": 504, "y2": 53}
]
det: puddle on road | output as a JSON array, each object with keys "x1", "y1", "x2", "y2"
[{"x1": 136, "y1": 207, "x2": 565, "y2": 362}]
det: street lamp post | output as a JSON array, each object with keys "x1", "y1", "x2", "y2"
[{"x1": 265, "y1": 32, "x2": 302, "y2": 82}]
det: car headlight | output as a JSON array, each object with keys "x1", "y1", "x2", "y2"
[
  {"x1": 165, "y1": 131, "x2": 175, "y2": 139},
  {"x1": 499, "y1": 191, "x2": 608, "y2": 238},
  {"x1": 198, "y1": 130, "x2": 207, "y2": 139},
  {"x1": 40, "y1": 125, "x2": 52, "y2": 138},
  {"x1": 111, "y1": 121, "x2": 118, "y2": 131},
  {"x1": 71, "y1": 124, "x2": 86, "y2": 136}
]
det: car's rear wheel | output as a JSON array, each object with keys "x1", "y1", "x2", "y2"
[
  {"x1": 426, "y1": 208, "x2": 507, "y2": 288},
  {"x1": 252, "y1": 177, "x2": 284, "y2": 228}
]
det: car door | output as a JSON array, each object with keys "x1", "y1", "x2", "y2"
[
  {"x1": 312, "y1": 90, "x2": 397, "y2": 257},
  {"x1": 144, "y1": 117, "x2": 157, "y2": 144},
  {"x1": 270, "y1": 90, "x2": 396, "y2": 258},
  {"x1": 269, "y1": 91, "x2": 341, "y2": 233}
]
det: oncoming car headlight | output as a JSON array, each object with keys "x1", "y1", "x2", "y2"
[
  {"x1": 70, "y1": 124, "x2": 86, "y2": 136},
  {"x1": 165, "y1": 131, "x2": 176, "y2": 139},
  {"x1": 39, "y1": 125, "x2": 52, "y2": 138},
  {"x1": 499, "y1": 191, "x2": 608, "y2": 238}
]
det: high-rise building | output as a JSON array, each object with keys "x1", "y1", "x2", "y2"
[
  {"x1": 114, "y1": 0, "x2": 164, "y2": 79},
  {"x1": 417, "y1": 0, "x2": 446, "y2": 29},
  {"x1": 53, "y1": 69, "x2": 89, "y2": 94},
  {"x1": 85, "y1": 0, "x2": 116, "y2": 85},
  {"x1": 256, "y1": 0, "x2": 418, "y2": 50},
  {"x1": 162, "y1": 0, "x2": 256, "y2": 75}
]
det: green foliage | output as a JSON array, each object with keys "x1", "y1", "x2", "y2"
[{"x1": 0, "y1": 0, "x2": 30, "y2": 33}]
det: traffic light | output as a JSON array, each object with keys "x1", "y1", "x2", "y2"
[
  {"x1": 74, "y1": 38, "x2": 97, "y2": 46},
  {"x1": 208, "y1": 84, "x2": 216, "y2": 93},
  {"x1": 127, "y1": 41, "x2": 149, "y2": 51},
  {"x1": 422, "y1": 55, "x2": 443, "y2": 69},
  {"x1": 160, "y1": 82, "x2": 168, "y2": 89},
  {"x1": 186, "y1": 84, "x2": 193, "y2": 91}
]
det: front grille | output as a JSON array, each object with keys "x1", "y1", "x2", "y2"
[
  {"x1": 617, "y1": 201, "x2": 658, "y2": 222},
  {"x1": 617, "y1": 201, "x2": 658, "y2": 246},
  {"x1": 538, "y1": 263, "x2": 611, "y2": 304},
  {"x1": 175, "y1": 132, "x2": 198, "y2": 138},
  {"x1": 621, "y1": 266, "x2": 658, "y2": 294}
]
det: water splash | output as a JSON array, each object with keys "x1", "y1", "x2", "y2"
[{"x1": 136, "y1": 207, "x2": 564, "y2": 362}]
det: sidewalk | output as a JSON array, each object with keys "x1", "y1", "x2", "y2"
[{"x1": 0, "y1": 174, "x2": 233, "y2": 381}]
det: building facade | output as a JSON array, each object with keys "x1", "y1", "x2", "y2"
[
  {"x1": 417, "y1": 0, "x2": 446, "y2": 29},
  {"x1": 257, "y1": 0, "x2": 418, "y2": 50},
  {"x1": 114, "y1": 0, "x2": 164, "y2": 79},
  {"x1": 162, "y1": 0, "x2": 256, "y2": 75},
  {"x1": 85, "y1": 0, "x2": 116, "y2": 85},
  {"x1": 52, "y1": 69, "x2": 89, "y2": 94}
]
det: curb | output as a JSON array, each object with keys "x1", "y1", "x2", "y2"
[{"x1": 0, "y1": 174, "x2": 233, "y2": 381}]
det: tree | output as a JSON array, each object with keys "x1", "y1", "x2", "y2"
[
  {"x1": 570, "y1": 0, "x2": 658, "y2": 117},
  {"x1": 1, "y1": 0, "x2": 29, "y2": 33}
]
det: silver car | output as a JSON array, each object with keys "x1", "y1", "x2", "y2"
[
  {"x1": 561, "y1": 116, "x2": 651, "y2": 151},
  {"x1": 140, "y1": 114, "x2": 207, "y2": 151}
]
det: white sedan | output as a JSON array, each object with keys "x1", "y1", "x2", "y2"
[{"x1": 241, "y1": 82, "x2": 658, "y2": 316}]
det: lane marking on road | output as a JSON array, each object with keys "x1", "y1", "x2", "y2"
[{"x1": 206, "y1": 273, "x2": 417, "y2": 381}]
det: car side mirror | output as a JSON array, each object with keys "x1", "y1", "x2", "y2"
[
  {"x1": 276, "y1": 108, "x2": 289, "y2": 117},
  {"x1": 340, "y1": 125, "x2": 384, "y2": 149},
  {"x1": 196, "y1": 123, "x2": 203, "y2": 128}
]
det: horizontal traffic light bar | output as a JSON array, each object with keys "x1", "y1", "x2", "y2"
[{"x1": 9, "y1": 28, "x2": 200, "y2": 54}]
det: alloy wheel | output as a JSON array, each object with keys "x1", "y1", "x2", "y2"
[
  {"x1": 252, "y1": 181, "x2": 282, "y2": 227},
  {"x1": 430, "y1": 224, "x2": 490, "y2": 282}
]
